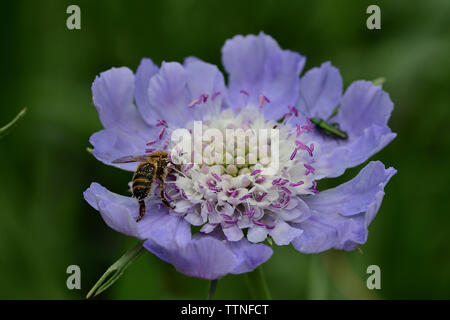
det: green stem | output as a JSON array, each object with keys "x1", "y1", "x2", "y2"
[
  {"x1": 306, "y1": 255, "x2": 328, "y2": 300},
  {"x1": 208, "y1": 279, "x2": 218, "y2": 300},
  {"x1": 0, "y1": 108, "x2": 27, "y2": 139},
  {"x1": 86, "y1": 241, "x2": 146, "y2": 298},
  {"x1": 245, "y1": 267, "x2": 272, "y2": 299}
]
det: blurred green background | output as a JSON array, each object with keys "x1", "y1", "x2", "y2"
[{"x1": 1, "y1": 0, "x2": 449, "y2": 299}]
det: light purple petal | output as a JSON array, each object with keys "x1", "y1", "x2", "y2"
[
  {"x1": 147, "y1": 62, "x2": 195, "y2": 127},
  {"x1": 135, "y1": 58, "x2": 159, "y2": 125},
  {"x1": 90, "y1": 66, "x2": 157, "y2": 171},
  {"x1": 83, "y1": 182, "x2": 191, "y2": 242},
  {"x1": 296, "y1": 61, "x2": 343, "y2": 119},
  {"x1": 144, "y1": 234, "x2": 238, "y2": 280},
  {"x1": 247, "y1": 226, "x2": 268, "y2": 243},
  {"x1": 84, "y1": 182, "x2": 140, "y2": 238},
  {"x1": 269, "y1": 220, "x2": 303, "y2": 246},
  {"x1": 314, "y1": 125, "x2": 397, "y2": 179},
  {"x1": 185, "y1": 60, "x2": 228, "y2": 102},
  {"x1": 89, "y1": 128, "x2": 153, "y2": 172},
  {"x1": 222, "y1": 224, "x2": 244, "y2": 241},
  {"x1": 293, "y1": 161, "x2": 396, "y2": 253},
  {"x1": 226, "y1": 239, "x2": 273, "y2": 274},
  {"x1": 92, "y1": 67, "x2": 149, "y2": 132},
  {"x1": 336, "y1": 80, "x2": 394, "y2": 136},
  {"x1": 222, "y1": 32, "x2": 305, "y2": 119},
  {"x1": 272, "y1": 197, "x2": 311, "y2": 223}
]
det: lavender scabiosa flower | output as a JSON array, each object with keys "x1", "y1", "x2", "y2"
[{"x1": 84, "y1": 32, "x2": 396, "y2": 280}]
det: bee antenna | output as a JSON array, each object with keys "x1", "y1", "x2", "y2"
[{"x1": 168, "y1": 164, "x2": 187, "y2": 177}]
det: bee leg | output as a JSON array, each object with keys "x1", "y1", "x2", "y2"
[
  {"x1": 136, "y1": 200, "x2": 145, "y2": 222},
  {"x1": 159, "y1": 182, "x2": 175, "y2": 209}
]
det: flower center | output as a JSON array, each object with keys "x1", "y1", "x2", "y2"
[{"x1": 159, "y1": 104, "x2": 321, "y2": 243}]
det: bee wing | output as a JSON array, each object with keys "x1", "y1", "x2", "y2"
[{"x1": 112, "y1": 154, "x2": 151, "y2": 163}]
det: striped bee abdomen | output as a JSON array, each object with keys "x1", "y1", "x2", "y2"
[{"x1": 132, "y1": 162, "x2": 156, "y2": 200}]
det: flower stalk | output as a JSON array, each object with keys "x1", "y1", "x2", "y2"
[
  {"x1": 208, "y1": 279, "x2": 218, "y2": 300},
  {"x1": 245, "y1": 267, "x2": 272, "y2": 300},
  {"x1": 86, "y1": 241, "x2": 146, "y2": 298}
]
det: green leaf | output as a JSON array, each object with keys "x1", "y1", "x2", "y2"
[
  {"x1": 0, "y1": 108, "x2": 27, "y2": 139},
  {"x1": 86, "y1": 241, "x2": 146, "y2": 299}
]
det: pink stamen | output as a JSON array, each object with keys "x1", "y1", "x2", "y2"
[
  {"x1": 181, "y1": 189, "x2": 188, "y2": 200},
  {"x1": 256, "y1": 192, "x2": 268, "y2": 202},
  {"x1": 200, "y1": 93, "x2": 209, "y2": 103},
  {"x1": 220, "y1": 213, "x2": 232, "y2": 220},
  {"x1": 240, "y1": 89, "x2": 249, "y2": 96},
  {"x1": 253, "y1": 220, "x2": 275, "y2": 230},
  {"x1": 156, "y1": 119, "x2": 168, "y2": 128},
  {"x1": 239, "y1": 193, "x2": 252, "y2": 201},
  {"x1": 258, "y1": 94, "x2": 270, "y2": 108},
  {"x1": 164, "y1": 191, "x2": 172, "y2": 201},
  {"x1": 183, "y1": 163, "x2": 194, "y2": 173},
  {"x1": 304, "y1": 164, "x2": 315, "y2": 175},
  {"x1": 288, "y1": 105, "x2": 298, "y2": 117},
  {"x1": 281, "y1": 187, "x2": 292, "y2": 195},
  {"x1": 251, "y1": 169, "x2": 262, "y2": 176},
  {"x1": 274, "y1": 194, "x2": 291, "y2": 209},
  {"x1": 230, "y1": 189, "x2": 239, "y2": 198},
  {"x1": 158, "y1": 127, "x2": 165, "y2": 140},
  {"x1": 211, "y1": 172, "x2": 222, "y2": 182},
  {"x1": 145, "y1": 148, "x2": 155, "y2": 153},
  {"x1": 289, "y1": 180, "x2": 305, "y2": 187},
  {"x1": 206, "y1": 201, "x2": 213, "y2": 213},
  {"x1": 189, "y1": 98, "x2": 202, "y2": 108},
  {"x1": 296, "y1": 123, "x2": 304, "y2": 137},
  {"x1": 272, "y1": 178, "x2": 282, "y2": 186},
  {"x1": 206, "y1": 180, "x2": 216, "y2": 187},
  {"x1": 243, "y1": 208, "x2": 255, "y2": 217},
  {"x1": 310, "y1": 180, "x2": 320, "y2": 194},
  {"x1": 302, "y1": 118, "x2": 314, "y2": 132},
  {"x1": 295, "y1": 140, "x2": 314, "y2": 157},
  {"x1": 146, "y1": 139, "x2": 157, "y2": 146},
  {"x1": 290, "y1": 148, "x2": 298, "y2": 160},
  {"x1": 255, "y1": 177, "x2": 266, "y2": 184},
  {"x1": 209, "y1": 186, "x2": 222, "y2": 192},
  {"x1": 282, "y1": 112, "x2": 293, "y2": 118},
  {"x1": 212, "y1": 91, "x2": 221, "y2": 100}
]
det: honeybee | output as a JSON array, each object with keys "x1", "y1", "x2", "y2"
[{"x1": 112, "y1": 151, "x2": 180, "y2": 222}]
